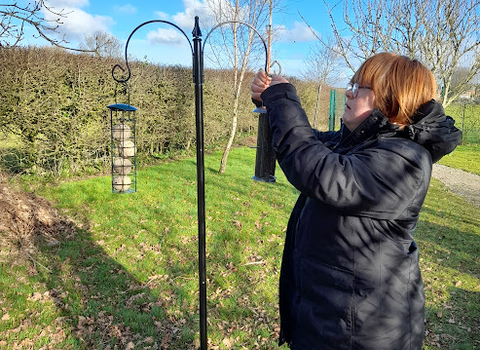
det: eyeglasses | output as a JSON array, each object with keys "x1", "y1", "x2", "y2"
[{"x1": 346, "y1": 83, "x2": 372, "y2": 98}]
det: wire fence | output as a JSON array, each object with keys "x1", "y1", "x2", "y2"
[
  {"x1": 326, "y1": 90, "x2": 479, "y2": 145},
  {"x1": 448, "y1": 102, "x2": 480, "y2": 144}
]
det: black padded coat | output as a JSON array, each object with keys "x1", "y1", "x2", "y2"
[{"x1": 260, "y1": 83, "x2": 462, "y2": 350}]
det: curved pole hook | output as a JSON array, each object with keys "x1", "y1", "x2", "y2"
[
  {"x1": 270, "y1": 59, "x2": 282, "y2": 75},
  {"x1": 112, "y1": 20, "x2": 194, "y2": 83},
  {"x1": 202, "y1": 20, "x2": 270, "y2": 75}
]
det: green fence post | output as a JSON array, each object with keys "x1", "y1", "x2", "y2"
[{"x1": 329, "y1": 89, "x2": 336, "y2": 131}]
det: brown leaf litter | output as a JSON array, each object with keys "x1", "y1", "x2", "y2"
[{"x1": 0, "y1": 177, "x2": 77, "y2": 263}]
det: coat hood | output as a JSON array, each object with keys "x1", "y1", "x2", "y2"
[{"x1": 398, "y1": 100, "x2": 462, "y2": 163}]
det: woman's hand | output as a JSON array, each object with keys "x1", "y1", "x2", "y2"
[
  {"x1": 251, "y1": 70, "x2": 289, "y2": 103},
  {"x1": 251, "y1": 70, "x2": 271, "y2": 103}
]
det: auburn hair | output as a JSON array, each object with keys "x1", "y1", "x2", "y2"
[{"x1": 351, "y1": 52, "x2": 437, "y2": 126}]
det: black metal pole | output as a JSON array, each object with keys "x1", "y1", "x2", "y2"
[{"x1": 192, "y1": 16, "x2": 207, "y2": 350}]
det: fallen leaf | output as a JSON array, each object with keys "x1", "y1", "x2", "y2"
[
  {"x1": 160, "y1": 332, "x2": 172, "y2": 349},
  {"x1": 222, "y1": 337, "x2": 234, "y2": 348},
  {"x1": 143, "y1": 337, "x2": 154, "y2": 344},
  {"x1": 1, "y1": 313, "x2": 10, "y2": 321},
  {"x1": 29, "y1": 292, "x2": 43, "y2": 301}
]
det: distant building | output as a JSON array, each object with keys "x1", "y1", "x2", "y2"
[{"x1": 458, "y1": 89, "x2": 476, "y2": 100}]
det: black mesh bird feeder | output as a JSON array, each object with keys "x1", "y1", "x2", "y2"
[{"x1": 107, "y1": 100, "x2": 138, "y2": 194}]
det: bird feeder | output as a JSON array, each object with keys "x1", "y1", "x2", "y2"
[
  {"x1": 252, "y1": 60, "x2": 281, "y2": 183},
  {"x1": 107, "y1": 103, "x2": 137, "y2": 193}
]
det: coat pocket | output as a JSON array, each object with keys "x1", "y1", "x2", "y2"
[
  {"x1": 300, "y1": 257, "x2": 354, "y2": 298},
  {"x1": 293, "y1": 257, "x2": 354, "y2": 348},
  {"x1": 300, "y1": 257, "x2": 354, "y2": 322}
]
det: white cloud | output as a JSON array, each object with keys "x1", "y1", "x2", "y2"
[
  {"x1": 115, "y1": 4, "x2": 137, "y2": 15},
  {"x1": 170, "y1": 0, "x2": 242, "y2": 31},
  {"x1": 146, "y1": 0, "x2": 262, "y2": 43},
  {"x1": 142, "y1": 0, "x2": 243, "y2": 55},
  {"x1": 43, "y1": 0, "x2": 114, "y2": 42},
  {"x1": 172, "y1": 0, "x2": 215, "y2": 29},
  {"x1": 155, "y1": 11, "x2": 170, "y2": 20},
  {"x1": 275, "y1": 21, "x2": 318, "y2": 44},
  {"x1": 146, "y1": 28, "x2": 189, "y2": 46}
]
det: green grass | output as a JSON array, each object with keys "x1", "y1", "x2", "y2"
[
  {"x1": 445, "y1": 103, "x2": 480, "y2": 144},
  {"x1": 417, "y1": 178, "x2": 480, "y2": 350},
  {"x1": 438, "y1": 144, "x2": 480, "y2": 175},
  {"x1": 1, "y1": 147, "x2": 478, "y2": 349}
]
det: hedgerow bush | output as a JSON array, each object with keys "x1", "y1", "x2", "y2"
[{"x1": 0, "y1": 46, "x2": 328, "y2": 177}]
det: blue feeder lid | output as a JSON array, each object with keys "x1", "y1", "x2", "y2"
[{"x1": 107, "y1": 103, "x2": 137, "y2": 111}]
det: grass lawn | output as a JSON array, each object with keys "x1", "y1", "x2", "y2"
[
  {"x1": 438, "y1": 144, "x2": 480, "y2": 176},
  {"x1": 0, "y1": 146, "x2": 479, "y2": 349}
]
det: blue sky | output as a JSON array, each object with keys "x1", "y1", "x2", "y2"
[{"x1": 21, "y1": 0, "x2": 345, "y2": 79}]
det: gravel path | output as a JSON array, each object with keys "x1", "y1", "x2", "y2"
[{"x1": 432, "y1": 164, "x2": 480, "y2": 207}]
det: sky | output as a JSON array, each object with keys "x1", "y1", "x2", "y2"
[{"x1": 18, "y1": 0, "x2": 347, "y2": 82}]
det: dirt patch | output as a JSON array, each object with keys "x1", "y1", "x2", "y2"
[{"x1": 0, "y1": 176, "x2": 77, "y2": 262}]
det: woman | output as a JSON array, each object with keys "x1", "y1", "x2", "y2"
[{"x1": 250, "y1": 53, "x2": 462, "y2": 349}]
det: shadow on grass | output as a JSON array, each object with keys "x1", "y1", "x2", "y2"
[
  {"x1": 417, "y1": 206, "x2": 480, "y2": 279},
  {"x1": 416, "y1": 198, "x2": 480, "y2": 349},
  {"x1": 36, "y1": 219, "x2": 199, "y2": 349},
  {"x1": 424, "y1": 287, "x2": 479, "y2": 350}
]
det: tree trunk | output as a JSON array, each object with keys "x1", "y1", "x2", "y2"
[{"x1": 218, "y1": 101, "x2": 239, "y2": 174}]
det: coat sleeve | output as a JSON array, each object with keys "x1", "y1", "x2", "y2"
[
  {"x1": 261, "y1": 83, "x2": 430, "y2": 219},
  {"x1": 313, "y1": 129, "x2": 339, "y2": 143}
]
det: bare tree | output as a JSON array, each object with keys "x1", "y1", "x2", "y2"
[
  {"x1": 0, "y1": 1, "x2": 93, "y2": 52},
  {"x1": 300, "y1": 38, "x2": 343, "y2": 128},
  {"x1": 300, "y1": 38, "x2": 343, "y2": 86},
  {"x1": 317, "y1": 0, "x2": 480, "y2": 107},
  {"x1": 80, "y1": 30, "x2": 122, "y2": 58},
  {"x1": 450, "y1": 67, "x2": 475, "y2": 97},
  {"x1": 297, "y1": 12, "x2": 344, "y2": 128},
  {"x1": 203, "y1": 0, "x2": 276, "y2": 174}
]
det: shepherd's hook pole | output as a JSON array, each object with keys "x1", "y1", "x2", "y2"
[
  {"x1": 193, "y1": 16, "x2": 208, "y2": 350},
  {"x1": 112, "y1": 17, "x2": 273, "y2": 349}
]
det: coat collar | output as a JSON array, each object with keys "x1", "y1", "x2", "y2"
[{"x1": 336, "y1": 109, "x2": 390, "y2": 149}]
